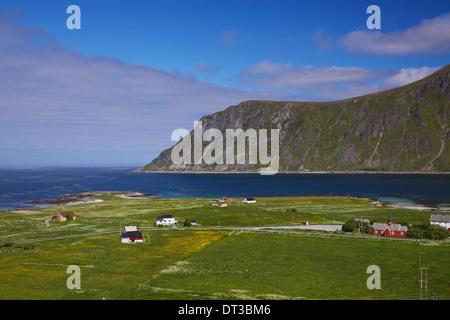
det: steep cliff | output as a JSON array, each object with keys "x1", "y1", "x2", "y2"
[{"x1": 138, "y1": 65, "x2": 450, "y2": 173}]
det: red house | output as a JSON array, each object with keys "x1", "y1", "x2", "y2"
[{"x1": 372, "y1": 213, "x2": 408, "y2": 237}]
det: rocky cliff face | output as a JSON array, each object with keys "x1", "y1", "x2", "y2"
[{"x1": 138, "y1": 65, "x2": 450, "y2": 173}]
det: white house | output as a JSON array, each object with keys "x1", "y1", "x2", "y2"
[
  {"x1": 430, "y1": 214, "x2": 450, "y2": 230},
  {"x1": 156, "y1": 214, "x2": 176, "y2": 226},
  {"x1": 242, "y1": 197, "x2": 256, "y2": 204}
]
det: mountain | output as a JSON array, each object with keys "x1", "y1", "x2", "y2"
[{"x1": 137, "y1": 65, "x2": 450, "y2": 173}]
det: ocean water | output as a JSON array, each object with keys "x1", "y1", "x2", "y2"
[{"x1": 0, "y1": 166, "x2": 449, "y2": 210}]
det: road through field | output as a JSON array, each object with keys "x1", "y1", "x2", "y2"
[
  {"x1": 13, "y1": 224, "x2": 342, "y2": 244},
  {"x1": 232, "y1": 225, "x2": 343, "y2": 232},
  {"x1": 17, "y1": 224, "x2": 437, "y2": 245}
]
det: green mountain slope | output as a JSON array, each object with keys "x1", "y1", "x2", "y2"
[{"x1": 138, "y1": 65, "x2": 450, "y2": 173}]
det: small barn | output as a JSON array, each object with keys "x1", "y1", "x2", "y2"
[
  {"x1": 242, "y1": 197, "x2": 256, "y2": 204},
  {"x1": 217, "y1": 201, "x2": 227, "y2": 207},
  {"x1": 213, "y1": 197, "x2": 232, "y2": 202},
  {"x1": 354, "y1": 218, "x2": 370, "y2": 225},
  {"x1": 211, "y1": 200, "x2": 227, "y2": 207},
  {"x1": 121, "y1": 226, "x2": 144, "y2": 243},
  {"x1": 53, "y1": 211, "x2": 76, "y2": 222}
]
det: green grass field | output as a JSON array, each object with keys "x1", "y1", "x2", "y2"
[
  {"x1": 0, "y1": 195, "x2": 448, "y2": 300},
  {"x1": 0, "y1": 230, "x2": 228, "y2": 299},
  {"x1": 137, "y1": 231, "x2": 450, "y2": 300}
]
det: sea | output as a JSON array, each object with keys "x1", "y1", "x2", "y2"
[{"x1": 0, "y1": 166, "x2": 449, "y2": 211}]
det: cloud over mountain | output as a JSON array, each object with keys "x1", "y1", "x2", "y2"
[
  {"x1": 339, "y1": 13, "x2": 450, "y2": 56},
  {"x1": 238, "y1": 60, "x2": 439, "y2": 101},
  {"x1": 0, "y1": 13, "x2": 443, "y2": 165}
]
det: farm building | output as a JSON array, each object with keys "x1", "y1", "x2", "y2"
[
  {"x1": 354, "y1": 218, "x2": 370, "y2": 224},
  {"x1": 430, "y1": 214, "x2": 450, "y2": 230},
  {"x1": 120, "y1": 226, "x2": 144, "y2": 243},
  {"x1": 242, "y1": 197, "x2": 256, "y2": 204},
  {"x1": 372, "y1": 213, "x2": 407, "y2": 237},
  {"x1": 212, "y1": 201, "x2": 227, "y2": 207},
  {"x1": 52, "y1": 211, "x2": 76, "y2": 222},
  {"x1": 155, "y1": 214, "x2": 176, "y2": 226},
  {"x1": 217, "y1": 201, "x2": 227, "y2": 207},
  {"x1": 213, "y1": 197, "x2": 232, "y2": 202}
]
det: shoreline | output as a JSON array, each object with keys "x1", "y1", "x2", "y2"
[
  {"x1": 5, "y1": 190, "x2": 449, "y2": 213},
  {"x1": 132, "y1": 170, "x2": 450, "y2": 175},
  {"x1": 22, "y1": 191, "x2": 154, "y2": 208}
]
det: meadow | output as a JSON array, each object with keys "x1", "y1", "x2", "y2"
[
  {"x1": 0, "y1": 194, "x2": 448, "y2": 300},
  {"x1": 0, "y1": 230, "x2": 228, "y2": 299},
  {"x1": 136, "y1": 231, "x2": 450, "y2": 300}
]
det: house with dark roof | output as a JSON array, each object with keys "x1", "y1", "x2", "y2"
[
  {"x1": 155, "y1": 214, "x2": 176, "y2": 226},
  {"x1": 121, "y1": 226, "x2": 143, "y2": 243}
]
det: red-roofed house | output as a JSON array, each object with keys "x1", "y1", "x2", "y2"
[{"x1": 52, "y1": 211, "x2": 76, "y2": 222}]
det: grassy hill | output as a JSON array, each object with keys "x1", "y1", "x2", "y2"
[{"x1": 139, "y1": 65, "x2": 450, "y2": 173}]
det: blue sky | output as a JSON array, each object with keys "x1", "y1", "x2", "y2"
[{"x1": 0, "y1": 0, "x2": 449, "y2": 166}]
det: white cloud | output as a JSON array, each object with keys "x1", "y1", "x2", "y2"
[
  {"x1": 238, "y1": 59, "x2": 439, "y2": 101},
  {"x1": 242, "y1": 60, "x2": 381, "y2": 88},
  {"x1": 0, "y1": 19, "x2": 286, "y2": 165},
  {"x1": 382, "y1": 66, "x2": 440, "y2": 88},
  {"x1": 240, "y1": 60, "x2": 381, "y2": 94},
  {"x1": 339, "y1": 13, "x2": 450, "y2": 56}
]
